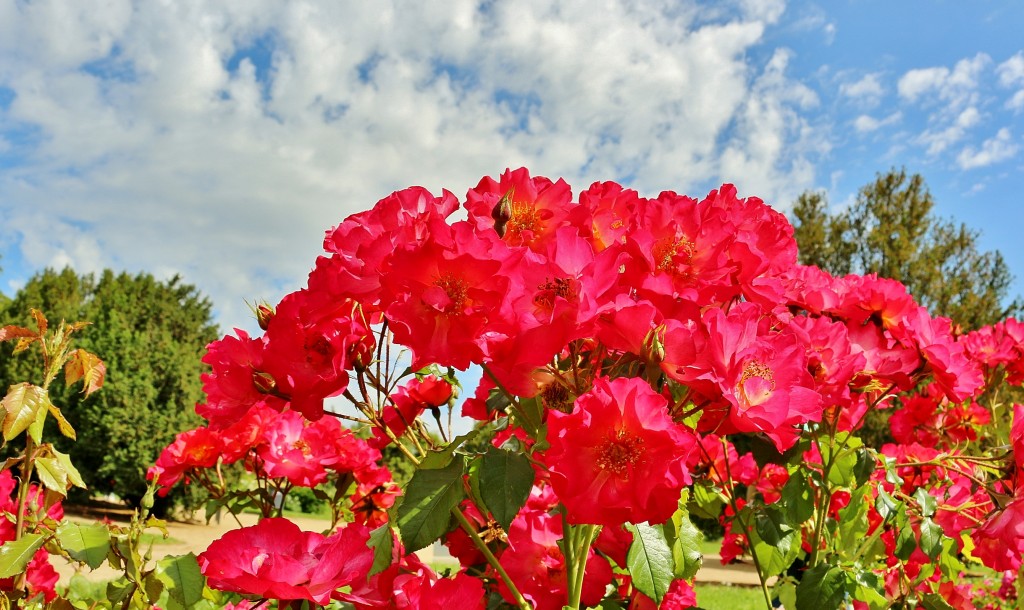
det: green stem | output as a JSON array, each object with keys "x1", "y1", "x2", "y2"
[
  {"x1": 568, "y1": 524, "x2": 598, "y2": 610},
  {"x1": 480, "y1": 363, "x2": 539, "y2": 435},
  {"x1": 451, "y1": 508, "x2": 530, "y2": 610}
]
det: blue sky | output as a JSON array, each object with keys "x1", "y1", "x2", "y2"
[{"x1": 1, "y1": 0, "x2": 1023, "y2": 332}]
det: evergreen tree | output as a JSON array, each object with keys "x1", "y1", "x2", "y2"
[
  {"x1": 0, "y1": 268, "x2": 219, "y2": 507},
  {"x1": 791, "y1": 168, "x2": 1020, "y2": 330}
]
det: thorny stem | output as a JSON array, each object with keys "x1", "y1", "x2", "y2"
[
  {"x1": 714, "y1": 438, "x2": 774, "y2": 610},
  {"x1": 451, "y1": 509, "x2": 530, "y2": 610},
  {"x1": 480, "y1": 362, "x2": 539, "y2": 434}
]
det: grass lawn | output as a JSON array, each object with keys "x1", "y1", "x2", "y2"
[{"x1": 694, "y1": 583, "x2": 768, "y2": 609}]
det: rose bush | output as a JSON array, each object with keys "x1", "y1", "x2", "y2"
[{"x1": 4, "y1": 168, "x2": 1024, "y2": 609}]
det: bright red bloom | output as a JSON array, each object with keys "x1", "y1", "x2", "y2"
[
  {"x1": 685, "y1": 433, "x2": 758, "y2": 490},
  {"x1": 972, "y1": 495, "x2": 1024, "y2": 572},
  {"x1": 257, "y1": 410, "x2": 379, "y2": 488},
  {"x1": 465, "y1": 167, "x2": 574, "y2": 249},
  {"x1": 350, "y1": 465, "x2": 401, "y2": 528},
  {"x1": 0, "y1": 471, "x2": 60, "y2": 602},
  {"x1": 262, "y1": 290, "x2": 374, "y2": 419},
  {"x1": 628, "y1": 578, "x2": 697, "y2": 609},
  {"x1": 575, "y1": 180, "x2": 646, "y2": 250},
  {"x1": 544, "y1": 376, "x2": 695, "y2": 526},
  {"x1": 897, "y1": 306, "x2": 983, "y2": 402},
  {"x1": 198, "y1": 518, "x2": 373, "y2": 604},
  {"x1": 197, "y1": 329, "x2": 284, "y2": 428},
  {"x1": 318, "y1": 186, "x2": 460, "y2": 311},
  {"x1": 373, "y1": 375, "x2": 454, "y2": 447},
  {"x1": 382, "y1": 224, "x2": 509, "y2": 370},
  {"x1": 665, "y1": 303, "x2": 822, "y2": 451},
  {"x1": 756, "y1": 463, "x2": 790, "y2": 504},
  {"x1": 148, "y1": 427, "x2": 222, "y2": 495}
]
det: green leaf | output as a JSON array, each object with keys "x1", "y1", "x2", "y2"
[
  {"x1": 837, "y1": 485, "x2": 870, "y2": 556},
  {"x1": 852, "y1": 447, "x2": 877, "y2": 487},
  {"x1": 750, "y1": 505, "x2": 802, "y2": 576},
  {"x1": 848, "y1": 571, "x2": 887, "y2": 610},
  {"x1": 47, "y1": 404, "x2": 76, "y2": 440},
  {"x1": 821, "y1": 433, "x2": 862, "y2": 487},
  {"x1": 156, "y1": 553, "x2": 205, "y2": 610},
  {"x1": 27, "y1": 403, "x2": 47, "y2": 444},
  {"x1": 795, "y1": 563, "x2": 847, "y2": 610},
  {"x1": 688, "y1": 480, "x2": 726, "y2": 520},
  {"x1": 0, "y1": 533, "x2": 45, "y2": 578},
  {"x1": 918, "y1": 517, "x2": 944, "y2": 559},
  {"x1": 396, "y1": 457, "x2": 465, "y2": 553},
  {"x1": 56, "y1": 521, "x2": 110, "y2": 569},
  {"x1": 780, "y1": 472, "x2": 814, "y2": 525},
  {"x1": 625, "y1": 523, "x2": 674, "y2": 604},
  {"x1": 366, "y1": 524, "x2": 394, "y2": 576},
  {"x1": 919, "y1": 592, "x2": 956, "y2": 610},
  {"x1": 936, "y1": 537, "x2": 965, "y2": 579},
  {"x1": 874, "y1": 488, "x2": 898, "y2": 521},
  {"x1": 36, "y1": 456, "x2": 69, "y2": 494},
  {"x1": 913, "y1": 488, "x2": 937, "y2": 518},
  {"x1": 669, "y1": 507, "x2": 703, "y2": 580},
  {"x1": 477, "y1": 446, "x2": 534, "y2": 533},
  {"x1": 485, "y1": 389, "x2": 511, "y2": 415},
  {"x1": 52, "y1": 448, "x2": 86, "y2": 489},
  {"x1": 2, "y1": 383, "x2": 51, "y2": 441},
  {"x1": 894, "y1": 505, "x2": 916, "y2": 561}
]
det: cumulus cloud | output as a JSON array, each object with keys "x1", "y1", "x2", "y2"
[
  {"x1": 0, "y1": 0, "x2": 824, "y2": 329},
  {"x1": 897, "y1": 53, "x2": 989, "y2": 105},
  {"x1": 840, "y1": 73, "x2": 884, "y2": 103},
  {"x1": 853, "y1": 111, "x2": 901, "y2": 133},
  {"x1": 1007, "y1": 90, "x2": 1024, "y2": 112},
  {"x1": 917, "y1": 106, "x2": 981, "y2": 155},
  {"x1": 997, "y1": 52, "x2": 1024, "y2": 87},
  {"x1": 957, "y1": 128, "x2": 1019, "y2": 169}
]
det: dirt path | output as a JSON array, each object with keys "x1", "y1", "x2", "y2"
[{"x1": 55, "y1": 507, "x2": 764, "y2": 588}]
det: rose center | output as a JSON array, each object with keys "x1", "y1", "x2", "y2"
[
  {"x1": 506, "y1": 202, "x2": 542, "y2": 241},
  {"x1": 652, "y1": 235, "x2": 696, "y2": 273},
  {"x1": 533, "y1": 277, "x2": 579, "y2": 312},
  {"x1": 737, "y1": 360, "x2": 775, "y2": 409},
  {"x1": 432, "y1": 273, "x2": 469, "y2": 314},
  {"x1": 595, "y1": 431, "x2": 644, "y2": 475}
]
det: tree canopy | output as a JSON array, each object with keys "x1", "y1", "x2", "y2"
[
  {"x1": 0, "y1": 267, "x2": 219, "y2": 505},
  {"x1": 791, "y1": 168, "x2": 1021, "y2": 330}
]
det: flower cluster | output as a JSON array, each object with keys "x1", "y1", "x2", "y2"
[
  {"x1": 0, "y1": 471, "x2": 60, "y2": 602},
  {"x1": 153, "y1": 168, "x2": 1024, "y2": 609}
]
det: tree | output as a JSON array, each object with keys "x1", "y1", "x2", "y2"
[
  {"x1": 0, "y1": 268, "x2": 219, "y2": 507},
  {"x1": 791, "y1": 168, "x2": 1021, "y2": 330}
]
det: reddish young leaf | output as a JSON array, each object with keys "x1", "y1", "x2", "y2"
[
  {"x1": 0, "y1": 325, "x2": 37, "y2": 343},
  {"x1": 64, "y1": 349, "x2": 106, "y2": 396},
  {"x1": 29, "y1": 308, "x2": 47, "y2": 334}
]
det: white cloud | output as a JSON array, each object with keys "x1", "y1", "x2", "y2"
[
  {"x1": 853, "y1": 111, "x2": 901, "y2": 133},
  {"x1": 841, "y1": 73, "x2": 884, "y2": 102},
  {"x1": 0, "y1": 0, "x2": 825, "y2": 329},
  {"x1": 997, "y1": 52, "x2": 1024, "y2": 87},
  {"x1": 918, "y1": 106, "x2": 981, "y2": 154},
  {"x1": 897, "y1": 53, "x2": 989, "y2": 105},
  {"x1": 1007, "y1": 90, "x2": 1024, "y2": 112},
  {"x1": 957, "y1": 128, "x2": 1019, "y2": 169}
]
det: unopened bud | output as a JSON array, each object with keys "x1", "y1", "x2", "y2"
[
  {"x1": 252, "y1": 370, "x2": 277, "y2": 394},
  {"x1": 643, "y1": 325, "x2": 666, "y2": 366},
  {"x1": 255, "y1": 303, "x2": 275, "y2": 331},
  {"x1": 491, "y1": 187, "x2": 514, "y2": 238}
]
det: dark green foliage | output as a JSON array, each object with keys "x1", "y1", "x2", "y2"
[
  {"x1": 791, "y1": 168, "x2": 1021, "y2": 330},
  {"x1": 0, "y1": 267, "x2": 218, "y2": 507}
]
